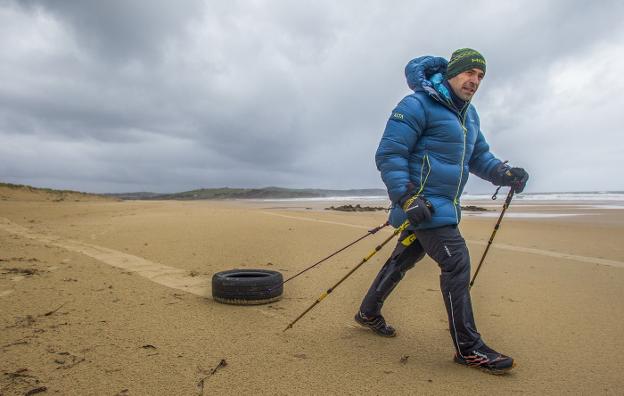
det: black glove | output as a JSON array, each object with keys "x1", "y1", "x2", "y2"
[
  {"x1": 491, "y1": 164, "x2": 529, "y2": 193},
  {"x1": 399, "y1": 194, "x2": 434, "y2": 225}
]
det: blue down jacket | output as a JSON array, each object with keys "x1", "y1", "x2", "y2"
[{"x1": 377, "y1": 56, "x2": 502, "y2": 229}]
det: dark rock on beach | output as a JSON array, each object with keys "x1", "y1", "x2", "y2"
[{"x1": 461, "y1": 205, "x2": 489, "y2": 212}]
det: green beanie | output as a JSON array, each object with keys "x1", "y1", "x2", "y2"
[{"x1": 446, "y1": 48, "x2": 486, "y2": 80}]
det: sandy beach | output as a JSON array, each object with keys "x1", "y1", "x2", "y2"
[{"x1": 1, "y1": 188, "x2": 624, "y2": 395}]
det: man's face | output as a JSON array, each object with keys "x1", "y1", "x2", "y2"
[{"x1": 447, "y1": 68, "x2": 485, "y2": 101}]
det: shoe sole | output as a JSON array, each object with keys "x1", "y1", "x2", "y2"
[
  {"x1": 354, "y1": 316, "x2": 397, "y2": 338},
  {"x1": 454, "y1": 360, "x2": 516, "y2": 375}
]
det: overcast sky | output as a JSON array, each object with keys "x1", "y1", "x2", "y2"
[{"x1": 1, "y1": 0, "x2": 623, "y2": 193}]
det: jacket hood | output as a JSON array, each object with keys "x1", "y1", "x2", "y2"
[{"x1": 404, "y1": 56, "x2": 448, "y2": 96}]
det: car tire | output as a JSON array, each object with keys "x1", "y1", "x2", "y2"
[{"x1": 212, "y1": 269, "x2": 283, "y2": 305}]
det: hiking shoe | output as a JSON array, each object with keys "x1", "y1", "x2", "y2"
[
  {"x1": 454, "y1": 344, "x2": 515, "y2": 375},
  {"x1": 354, "y1": 311, "x2": 396, "y2": 337}
]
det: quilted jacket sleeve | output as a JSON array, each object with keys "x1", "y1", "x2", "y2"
[
  {"x1": 468, "y1": 110, "x2": 502, "y2": 182},
  {"x1": 375, "y1": 95, "x2": 426, "y2": 203}
]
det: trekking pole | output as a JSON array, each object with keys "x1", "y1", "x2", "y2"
[
  {"x1": 268, "y1": 221, "x2": 389, "y2": 292},
  {"x1": 469, "y1": 187, "x2": 515, "y2": 289},
  {"x1": 283, "y1": 220, "x2": 410, "y2": 332}
]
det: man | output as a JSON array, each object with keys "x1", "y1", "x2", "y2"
[{"x1": 354, "y1": 48, "x2": 529, "y2": 374}]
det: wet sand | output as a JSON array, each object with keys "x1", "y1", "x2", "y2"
[{"x1": 1, "y1": 191, "x2": 623, "y2": 395}]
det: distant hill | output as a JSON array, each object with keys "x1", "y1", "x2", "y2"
[
  {"x1": 107, "y1": 187, "x2": 387, "y2": 200},
  {"x1": 0, "y1": 182, "x2": 118, "y2": 202}
]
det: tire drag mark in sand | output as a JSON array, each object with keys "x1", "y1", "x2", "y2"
[
  {"x1": 0, "y1": 217, "x2": 211, "y2": 297},
  {"x1": 260, "y1": 211, "x2": 624, "y2": 269},
  {"x1": 469, "y1": 241, "x2": 624, "y2": 268}
]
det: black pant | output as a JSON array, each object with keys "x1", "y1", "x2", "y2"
[{"x1": 359, "y1": 225, "x2": 483, "y2": 354}]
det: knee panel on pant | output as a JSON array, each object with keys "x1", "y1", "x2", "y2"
[
  {"x1": 374, "y1": 260, "x2": 405, "y2": 294},
  {"x1": 435, "y1": 243, "x2": 470, "y2": 276}
]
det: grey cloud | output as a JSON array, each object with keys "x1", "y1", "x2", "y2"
[
  {"x1": 1, "y1": 0, "x2": 623, "y2": 193},
  {"x1": 17, "y1": 0, "x2": 205, "y2": 62}
]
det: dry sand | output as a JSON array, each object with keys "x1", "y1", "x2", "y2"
[{"x1": 1, "y1": 188, "x2": 623, "y2": 395}]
